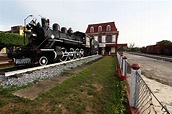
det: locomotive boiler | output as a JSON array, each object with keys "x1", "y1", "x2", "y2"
[{"x1": 8, "y1": 18, "x2": 98, "y2": 66}]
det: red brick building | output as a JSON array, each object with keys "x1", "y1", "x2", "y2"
[{"x1": 86, "y1": 22, "x2": 127, "y2": 55}]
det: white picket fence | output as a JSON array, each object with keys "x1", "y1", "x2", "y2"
[{"x1": 117, "y1": 52, "x2": 170, "y2": 114}]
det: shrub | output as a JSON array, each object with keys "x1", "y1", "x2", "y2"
[{"x1": 0, "y1": 32, "x2": 26, "y2": 50}]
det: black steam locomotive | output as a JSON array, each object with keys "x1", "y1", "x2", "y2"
[{"x1": 8, "y1": 18, "x2": 98, "y2": 66}]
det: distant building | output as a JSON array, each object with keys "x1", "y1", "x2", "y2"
[
  {"x1": 0, "y1": 48, "x2": 6, "y2": 53},
  {"x1": 86, "y1": 22, "x2": 127, "y2": 55},
  {"x1": 0, "y1": 26, "x2": 25, "y2": 54},
  {"x1": 11, "y1": 26, "x2": 24, "y2": 35}
]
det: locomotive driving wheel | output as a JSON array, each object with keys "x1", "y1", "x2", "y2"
[
  {"x1": 39, "y1": 56, "x2": 48, "y2": 66},
  {"x1": 59, "y1": 47, "x2": 68, "y2": 61},
  {"x1": 80, "y1": 49, "x2": 84, "y2": 57},
  {"x1": 68, "y1": 48, "x2": 75, "y2": 60},
  {"x1": 75, "y1": 48, "x2": 81, "y2": 59}
]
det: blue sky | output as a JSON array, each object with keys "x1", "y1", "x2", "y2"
[{"x1": 0, "y1": 0, "x2": 172, "y2": 47}]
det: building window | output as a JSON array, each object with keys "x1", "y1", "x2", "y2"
[
  {"x1": 106, "y1": 25, "x2": 111, "y2": 31},
  {"x1": 90, "y1": 26, "x2": 94, "y2": 33},
  {"x1": 98, "y1": 26, "x2": 102, "y2": 32},
  {"x1": 98, "y1": 35, "x2": 102, "y2": 43},
  {"x1": 106, "y1": 35, "x2": 112, "y2": 43}
]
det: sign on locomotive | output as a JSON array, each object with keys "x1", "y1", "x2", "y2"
[{"x1": 8, "y1": 17, "x2": 99, "y2": 66}]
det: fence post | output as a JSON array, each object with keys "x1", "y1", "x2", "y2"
[
  {"x1": 117, "y1": 52, "x2": 120, "y2": 63},
  {"x1": 120, "y1": 53, "x2": 123, "y2": 69},
  {"x1": 130, "y1": 63, "x2": 141, "y2": 108},
  {"x1": 122, "y1": 56, "x2": 127, "y2": 76}
]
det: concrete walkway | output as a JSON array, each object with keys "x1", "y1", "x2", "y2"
[
  {"x1": 13, "y1": 74, "x2": 72, "y2": 100},
  {"x1": 13, "y1": 62, "x2": 92, "y2": 100}
]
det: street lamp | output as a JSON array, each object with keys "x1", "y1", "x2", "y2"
[{"x1": 24, "y1": 14, "x2": 33, "y2": 46}]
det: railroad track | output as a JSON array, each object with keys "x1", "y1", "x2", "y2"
[
  {"x1": 0, "y1": 62, "x2": 14, "y2": 67},
  {"x1": 0, "y1": 65, "x2": 32, "y2": 75},
  {"x1": 128, "y1": 52, "x2": 172, "y2": 62},
  {"x1": 0, "y1": 55, "x2": 102, "y2": 87},
  {"x1": 0, "y1": 57, "x2": 11, "y2": 61},
  {"x1": 0, "y1": 55, "x2": 101, "y2": 78},
  {"x1": 0, "y1": 58, "x2": 14, "y2": 67}
]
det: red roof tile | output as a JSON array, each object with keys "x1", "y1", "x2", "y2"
[{"x1": 85, "y1": 22, "x2": 117, "y2": 33}]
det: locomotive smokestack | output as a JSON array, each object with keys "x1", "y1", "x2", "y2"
[{"x1": 41, "y1": 18, "x2": 47, "y2": 27}]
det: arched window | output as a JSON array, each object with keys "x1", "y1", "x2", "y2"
[
  {"x1": 98, "y1": 26, "x2": 102, "y2": 32},
  {"x1": 90, "y1": 26, "x2": 94, "y2": 33},
  {"x1": 106, "y1": 25, "x2": 111, "y2": 31}
]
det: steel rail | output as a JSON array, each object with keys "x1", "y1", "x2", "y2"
[{"x1": 4, "y1": 55, "x2": 98, "y2": 77}]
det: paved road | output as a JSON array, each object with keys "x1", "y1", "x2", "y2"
[
  {"x1": 124, "y1": 52, "x2": 172, "y2": 86},
  {"x1": 123, "y1": 52, "x2": 172, "y2": 113}
]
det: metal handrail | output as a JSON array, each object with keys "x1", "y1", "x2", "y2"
[{"x1": 136, "y1": 71, "x2": 170, "y2": 114}]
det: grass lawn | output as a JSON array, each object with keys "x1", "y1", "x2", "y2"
[{"x1": 0, "y1": 56, "x2": 128, "y2": 114}]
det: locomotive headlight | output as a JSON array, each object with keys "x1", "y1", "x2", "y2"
[
  {"x1": 32, "y1": 33, "x2": 37, "y2": 37},
  {"x1": 51, "y1": 35, "x2": 55, "y2": 39}
]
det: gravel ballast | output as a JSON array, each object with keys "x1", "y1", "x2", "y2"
[{"x1": 0, "y1": 55, "x2": 102, "y2": 88}]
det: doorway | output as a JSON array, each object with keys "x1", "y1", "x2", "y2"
[{"x1": 105, "y1": 47, "x2": 111, "y2": 55}]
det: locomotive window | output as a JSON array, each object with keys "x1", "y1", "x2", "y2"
[
  {"x1": 90, "y1": 26, "x2": 94, "y2": 33},
  {"x1": 106, "y1": 25, "x2": 111, "y2": 31},
  {"x1": 98, "y1": 26, "x2": 102, "y2": 32}
]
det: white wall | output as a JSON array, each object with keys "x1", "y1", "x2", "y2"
[
  {"x1": 111, "y1": 47, "x2": 116, "y2": 53},
  {"x1": 112, "y1": 35, "x2": 116, "y2": 43},
  {"x1": 102, "y1": 36, "x2": 106, "y2": 42},
  {"x1": 0, "y1": 48, "x2": 6, "y2": 53}
]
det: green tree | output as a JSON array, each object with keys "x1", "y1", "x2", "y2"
[
  {"x1": 0, "y1": 32, "x2": 25, "y2": 50},
  {"x1": 156, "y1": 40, "x2": 172, "y2": 45}
]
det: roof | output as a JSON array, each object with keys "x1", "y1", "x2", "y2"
[{"x1": 85, "y1": 22, "x2": 117, "y2": 33}]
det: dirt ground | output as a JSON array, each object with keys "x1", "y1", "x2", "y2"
[
  {"x1": 13, "y1": 61, "x2": 95, "y2": 100},
  {"x1": 124, "y1": 52, "x2": 172, "y2": 113}
]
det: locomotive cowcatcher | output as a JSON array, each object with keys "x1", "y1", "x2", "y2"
[{"x1": 8, "y1": 17, "x2": 98, "y2": 66}]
